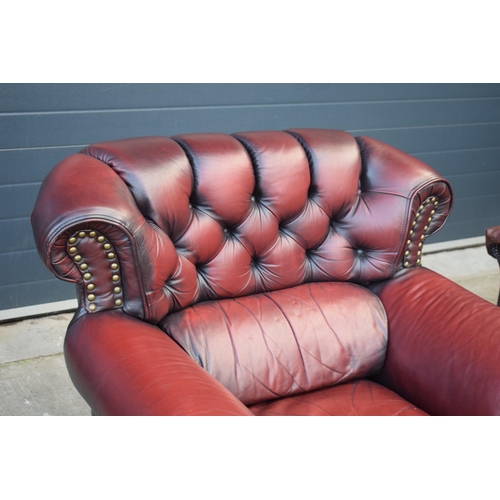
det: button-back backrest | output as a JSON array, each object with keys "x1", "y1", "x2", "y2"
[{"x1": 73, "y1": 128, "x2": 450, "y2": 321}]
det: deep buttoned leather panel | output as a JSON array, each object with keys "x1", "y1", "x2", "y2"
[
  {"x1": 33, "y1": 130, "x2": 452, "y2": 322},
  {"x1": 249, "y1": 379, "x2": 428, "y2": 416},
  {"x1": 161, "y1": 281, "x2": 388, "y2": 405}
]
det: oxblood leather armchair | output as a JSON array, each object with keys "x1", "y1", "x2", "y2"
[{"x1": 31, "y1": 129, "x2": 500, "y2": 416}]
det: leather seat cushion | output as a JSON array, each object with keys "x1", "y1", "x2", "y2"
[
  {"x1": 249, "y1": 379, "x2": 428, "y2": 416},
  {"x1": 160, "y1": 281, "x2": 388, "y2": 405}
]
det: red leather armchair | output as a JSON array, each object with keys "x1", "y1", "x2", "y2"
[{"x1": 31, "y1": 129, "x2": 500, "y2": 415}]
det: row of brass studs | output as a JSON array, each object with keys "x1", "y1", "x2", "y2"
[
  {"x1": 67, "y1": 230, "x2": 123, "y2": 313},
  {"x1": 403, "y1": 196, "x2": 439, "y2": 268}
]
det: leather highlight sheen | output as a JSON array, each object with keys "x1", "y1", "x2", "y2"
[{"x1": 161, "y1": 282, "x2": 388, "y2": 405}]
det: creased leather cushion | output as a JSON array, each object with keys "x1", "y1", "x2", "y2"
[
  {"x1": 160, "y1": 282, "x2": 388, "y2": 405},
  {"x1": 249, "y1": 379, "x2": 428, "y2": 416}
]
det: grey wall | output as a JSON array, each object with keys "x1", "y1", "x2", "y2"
[{"x1": 1, "y1": 83, "x2": 500, "y2": 311}]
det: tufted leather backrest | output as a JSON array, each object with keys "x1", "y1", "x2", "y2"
[
  {"x1": 78, "y1": 128, "x2": 452, "y2": 320},
  {"x1": 33, "y1": 129, "x2": 452, "y2": 322}
]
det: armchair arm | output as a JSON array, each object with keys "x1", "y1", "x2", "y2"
[
  {"x1": 356, "y1": 136, "x2": 453, "y2": 272},
  {"x1": 31, "y1": 139, "x2": 183, "y2": 322},
  {"x1": 65, "y1": 310, "x2": 254, "y2": 416},
  {"x1": 369, "y1": 267, "x2": 500, "y2": 415}
]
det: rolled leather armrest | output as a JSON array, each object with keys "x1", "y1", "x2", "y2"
[
  {"x1": 355, "y1": 136, "x2": 453, "y2": 272},
  {"x1": 65, "y1": 310, "x2": 254, "y2": 416},
  {"x1": 369, "y1": 267, "x2": 500, "y2": 415},
  {"x1": 31, "y1": 152, "x2": 178, "y2": 322}
]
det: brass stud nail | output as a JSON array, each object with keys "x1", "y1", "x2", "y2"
[
  {"x1": 89, "y1": 304, "x2": 97, "y2": 312},
  {"x1": 87, "y1": 283, "x2": 95, "y2": 291},
  {"x1": 83, "y1": 273, "x2": 91, "y2": 280},
  {"x1": 111, "y1": 263, "x2": 118, "y2": 270},
  {"x1": 415, "y1": 213, "x2": 420, "y2": 219},
  {"x1": 424, "y1": 226, "x2": 429, "y2": 231},
  {"x1": 405, "y1": 250, "x2": 410, "y2": 256},
  {"x1": 68, "y1": 237, "x2": 77, "y2": 244},
  {"x1": 97, "y1": 236, "x2": 105, "y2": 243},
  {"x1": 431, "y1": 210, "x2": 436, "y2": 215},
  {"x1": 88, "y1": 294, "x2": 96, "y2": 301},
  {"x1": 417, "y1": 251, "x2": 422, "y2": 256},
  {"x1": 103, "y1": 243, "x2": 111, "y2": 250},
  {"x1": 69, "y1": 247, "x2": 77, "y2": 254},
  {"x1": 434, "y1": 201, "x2": 439, "y2": 206},
  {"x1": 416, "y1": 258, "x2": 421, "y2": 265},
  {"x1": 409, "y1": 230, "x2": 414, "y2": 235},
  {"x1": 404, "y1": 261, "x2": 409, "y2": 268},
  {"x1": 113, "y1": 287, "x2": 121, "y2": 294},
  {"x1": 78, "y1": 231, "x2": 86, "y2": 238},
  {"x1": 80, "y1": 263, "x2": 88, "y2": 270},
  {"x1": 115, "y1": 299, "x2": 123, "y2": 307},
  {"x1": 421, "y1": 235, "x2": 425, "y2": 240},
  {"x1": 431, "y1": 197, "x2": 436, "y2": 202},
  {"x1": 74, "y1": 255, "x2": 82, "y2": 262},
  {"x1": 107, "y1": 252, "x2": 115, "y2": 259},
  {"x1": 419, "y1": 205, "x2": 424, "y2": 211},
  {"x1": 89, "y1": 231, "x2": 97, "y2": 238},
  {"x1": 112, "y1": 275, "x2": 120, "y2": 282},
  {"x1": 407, "y1": 240, "x2": 411, "y2": 246},
  {"x1": 412, "y1": 221, "x2": 417, "y2": 227},
  {"x1": 418, "y1": 243, "x2": 423, "y2": 248}
]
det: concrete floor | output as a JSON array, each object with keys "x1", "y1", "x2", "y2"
[
  {"x1": 0, "y1": 313, "x2": 89, "y2": 416},
  {"x1": 0, "y1": 245, "x2": 499, "y2": 416}
]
